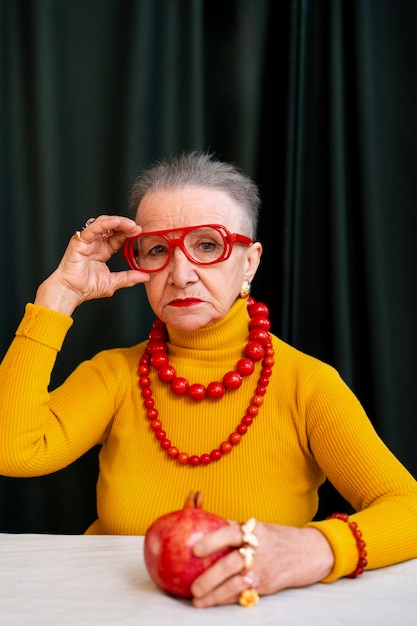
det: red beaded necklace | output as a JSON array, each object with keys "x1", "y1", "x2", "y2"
[{"x1": 137, "y1": 297, "x2": 274, "y2": 466}]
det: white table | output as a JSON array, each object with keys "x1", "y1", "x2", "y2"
[{"x1": 0, "y1": 533, "x2": 416, "y2": 625}]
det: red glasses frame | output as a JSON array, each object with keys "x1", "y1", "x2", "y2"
[{"x1": 122, "y1": 223, "x2": 253, "y2": 272}]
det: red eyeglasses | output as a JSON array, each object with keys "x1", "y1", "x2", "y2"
[{"x1": 122, "y1": 224, "x2": 253, "y2": 273}]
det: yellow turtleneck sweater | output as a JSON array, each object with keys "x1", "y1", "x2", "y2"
[{"x1": 1, "y1": 299, "x2": 417, "y2": 582}]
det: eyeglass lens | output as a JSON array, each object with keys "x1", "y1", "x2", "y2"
[{"x1": 133, "y1": 227, "x2": 227, "y2": 271}]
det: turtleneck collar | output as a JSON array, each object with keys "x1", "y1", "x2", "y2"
[{"x1": 166, "y1": 298, "x2": 251, "y2": 354}]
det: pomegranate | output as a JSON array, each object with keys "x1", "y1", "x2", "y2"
[{"x1": 143, "y1": 491, "x2": 231, "y2": 598}]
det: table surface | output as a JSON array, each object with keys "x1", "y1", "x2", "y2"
[{"x1": 0, "y1": 533, "x2": 416, "y2": 626}]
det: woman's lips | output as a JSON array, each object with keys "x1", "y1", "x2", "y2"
[{"x1": 169, "y1": 298, "x2": 203, "y2": 307}]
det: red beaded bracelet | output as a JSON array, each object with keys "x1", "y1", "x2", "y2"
[{"x1": 326, "y1": 512, "x2": 368, "y2": 578}]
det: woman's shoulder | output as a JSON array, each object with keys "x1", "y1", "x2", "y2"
[
  {"x1": 271, "y1": 333, "x2": 330, "y2": 367},
  {"x1": 270, "y1": 333, "x2": 342, "y2": 384}
]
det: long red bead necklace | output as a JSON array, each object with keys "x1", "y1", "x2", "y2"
[{"x1": 137, "y1": 297, "x2": 275, "y2": 466}]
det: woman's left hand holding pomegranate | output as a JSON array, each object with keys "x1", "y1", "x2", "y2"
[{"x1": 190, "y1": 521, "x2": 334, "y2": 608}]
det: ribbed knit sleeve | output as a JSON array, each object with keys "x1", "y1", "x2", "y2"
[
  {"x1": 0, "y1": 304, "x2": 139, "y2": 479},
  {"x1": 300, "y1": 362, "x2": 417, "y2": 580},
  {"x1": 0, "y1": 304, "x2": 73, "y2": 475}
]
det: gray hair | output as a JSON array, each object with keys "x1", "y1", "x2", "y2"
[{"x1": 128, "y1": 151, "x2": 261, "y2": 239}]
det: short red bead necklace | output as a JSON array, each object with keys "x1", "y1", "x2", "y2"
[{"x1": 137, "y1": 297, "x2": 275, "y2": 466}]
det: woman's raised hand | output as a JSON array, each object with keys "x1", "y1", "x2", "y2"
[
  {"x1": 190, "y1": 521, "x2": 334, "y2": 608},
  {"x1": 34, "y1": 215, "x2": 149, "y2": 316}
]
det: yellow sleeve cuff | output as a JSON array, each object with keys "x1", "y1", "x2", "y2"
[
  {"x1": 305, "y1": 518, "x2": 359, "y2": 582},
  {"x1": 15, "y1": 303, "x2": 74, "y2": 352}
]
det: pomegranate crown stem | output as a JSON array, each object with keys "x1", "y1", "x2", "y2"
[{"x1": 185, "y1": 491, "x2": 203, "y2": 509}]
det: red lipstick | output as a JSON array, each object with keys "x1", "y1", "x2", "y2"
[{"x1": 169, "y1": 298, "x2": 202, "y2": 308}]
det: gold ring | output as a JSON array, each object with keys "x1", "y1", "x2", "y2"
[
  {"x1": 75, "y1": 230, "x2": 91, "y2": 244},
  {"x1": 241, "y1": 518, "x2": 259, "y2": 547},
  {"x1": 239, "y1": 546, "x2": 255, "y2": 570},
  {"x1": 239, "y1": 588, "x2": 260, "y2": 607}
]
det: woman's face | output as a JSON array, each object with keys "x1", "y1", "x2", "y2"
[{"x1": 134, "y1": 187, "x2": 262, "y2": 331}]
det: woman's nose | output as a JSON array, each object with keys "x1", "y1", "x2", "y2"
[{"x1": 167, "y1": 245, "x2": 198, "y2": 283}]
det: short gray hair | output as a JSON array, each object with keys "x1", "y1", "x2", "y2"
[{"x1": 128, "y1": 151, "x2": 261, "y2": 239}]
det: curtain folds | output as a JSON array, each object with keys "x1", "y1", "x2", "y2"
[{"x1": 1, "y1": 0, "x2": 416, "y2": 532}]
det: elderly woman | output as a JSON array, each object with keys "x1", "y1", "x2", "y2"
[{"x1": 1, "y1": 151, "x2": 417, "y2": 608}]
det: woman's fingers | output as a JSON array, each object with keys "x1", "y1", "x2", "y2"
[
  {"x1": 73, "y1": 215, "x2": 141, "y2": 250},
  {"x1": 190, "y1": 523, "x2": 335, "y2": 608}
]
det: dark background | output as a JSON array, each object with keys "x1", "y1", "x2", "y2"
[{"x1": 1, "y1": 0, "x2": 416, "y2": 533}]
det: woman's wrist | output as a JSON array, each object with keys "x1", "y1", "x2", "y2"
[
  {"x1": 34, "y1": 278, "x2": 81, "y2": 316},
  {"x1": 305, "y1": 527, "x2": 335, "y2": 580}
]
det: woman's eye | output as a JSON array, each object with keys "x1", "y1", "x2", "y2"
[
  {"x1": 198, "y1": 241, "x2": 217, "y2": 252},
  {"x1": 148, "y1": 244, "x2": 168, "y2": 257}
]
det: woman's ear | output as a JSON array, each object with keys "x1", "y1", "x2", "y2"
[{"x1": 245, "y1": 242, "x2": 263, "y2": 282}]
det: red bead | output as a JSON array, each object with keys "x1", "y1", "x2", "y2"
[
  {"x1": 251, "y1": 395, "x2": 264, "y2": 407},
  {"x1": 223, "y1": 371, "x2": 242, "y2": 390},
  {"x1": 177, "y1": 452, "x2": 189, "y2": 465},
  {"x1": 236, "y1": 358, "x2": 255, "y2": 376},
  {"x1": 249, "y1": 316, "x2": 271, "y2": 331},
  {"x1": 200, "y1": 454, "x2": 211, "y2": 465},
  {"x1": 143, "y1": 397, "x2": 154, "y2": 408},
  {"x1": 237, "y1": 423, "x2": 247, "y2": 435},
  {"x1": 220, "y1": 441, "x2": 232, "y2": 454},
  {"x1": 148, "y1": 327, "x2": 167, "y2": 340},
  {"x1": 146, "y1": 408, "x2": 158, "y2": 420},
  {"x1": 246, "y1": 296, "x2": 256, "y2": 308},
  {"x1": 150, "y1": 419, "x2": 162, "y2": 431},
  {"x1": 150, "y1": 352, "x2": 169, "y2": 369},
  {"x1": 188, "y1": 383, "x2": 207, "y2": 400},
  {"x1": 167, "y1": 446, "x2": 179, "y2": 458},
  {"x1": 258, "y1": 376, "x2": 270, "y2": 387},
  {"x1": 207, "y1": 381, "x2": 225, "y2": 399},
  {"x1": 151, "y1": 318, "x2": 166, "y2": 329},
  {"x1": 139, "y1": 355, "x2": 149, "y2": 366},
  {"x1": 261, "y1": 367, "x2": 273, "y2": 378},
  {"x1": 141, "y1": 387, "x2": 152, "y2": 398},
  {"x1": 255, "y1": 385, "x2": 267, "y2": 396},
  {"x1": 158, "y1": 364, "x2": 176, "y2": 383},
  {"x1": 155, "y1": 429, "x2": 166, "y2": 440},
  {"x1": 263, "y1": 355, "x2": 275, "y2": 367},
  {"x1": 248, "y1": 329, "x2": 270, "y2": 345},
  {"x1": 189, "y1": 455, "x2": 200, "y2": 466},
  {"x1": 242, "y1": 415, "x2": 253, "y2": 426},
  {"x1": 229, "y1": 432, "x2": 241, "y2": 445},
  {"x1": 211, "y1": 449, "x2": 222, "y2": 461},
  {"x1": 171, "y1": 377, "x2": 189, "y2": 395},
  {"x1": 246, "y1": 405, "x2": 259, "y2": 417},
  {"x1": 244, "y1": 341, "x2": 265, "y2": 361},
  {"x1": 248, "y1": 301, "x2": 270, "y2": 318},
  {"x1": 160, "y1": 439, "x2": 171, "y2": 449},
  {"x1": 138, "y1": 364, "x2": 150, "y2": 376},
  {"x1": 139, "y1": 376, "x2": 150, "y2": 388},
  {"x1": 146, "y1": 339, "x2": 167, "y2": 354}
]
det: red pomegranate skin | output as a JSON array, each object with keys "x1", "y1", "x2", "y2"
[{"x1": 143, "y1": 492, "x2": 231, "y2": 598}]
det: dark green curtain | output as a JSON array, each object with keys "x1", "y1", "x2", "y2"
[{"x1": 1, "y1": 0, "x2": 416, "y2": 533}]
